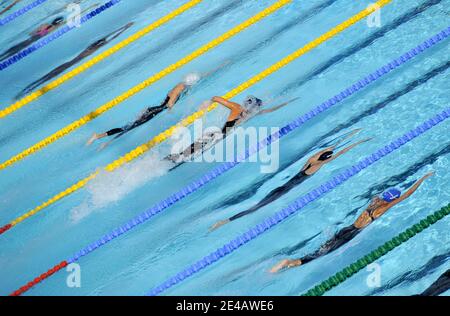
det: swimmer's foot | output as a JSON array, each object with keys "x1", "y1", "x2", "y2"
[
  {"x1": 86, "y1": 133, "x2": 100, "y2": 146},
  {"x1": 209, "y1": 219, "x2": 231, "y2": 232},
  {"x1": 270, "y1": 259, "x2": 302, "y2": 273}
]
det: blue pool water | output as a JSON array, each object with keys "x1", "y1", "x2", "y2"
[{"x1": 0, "y1": 0, "x2": 449, "y2": 296}]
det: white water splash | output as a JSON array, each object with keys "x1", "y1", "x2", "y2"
[{"x1": 70, "y1": 153, "x2": 172, "y2": 223}]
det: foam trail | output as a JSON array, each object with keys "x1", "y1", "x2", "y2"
[{"x1": 70, "y1": 153, "x2": 172, "y2": 222}]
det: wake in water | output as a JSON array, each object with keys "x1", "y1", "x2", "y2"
[{"x1": 70, "y1": 152, "x2": 173, "y2": 223}]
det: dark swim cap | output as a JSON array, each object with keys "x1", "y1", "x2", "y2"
[
  {"x1": 382, "y1": 188, "x2": 402, "y2": 202},
  {"x1": 243, "y1": 96, "x2": 263, "y2": 109},
  {"x1": 318, "y1": 151, "x2": 333, "y2": 161},
  {"x1": 52, "y1": 17, "x2": 65, "y2": 25}
]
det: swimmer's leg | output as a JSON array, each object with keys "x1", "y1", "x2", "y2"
[
  {"x1": 86, "y1": 128, "x2": 124, "y2": 146},
  {"x1": 270, "y1": 225, "x2": 360, "y2": 273}
]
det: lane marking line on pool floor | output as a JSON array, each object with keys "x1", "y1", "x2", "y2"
[
  {"x1": 0, "y1": 0, "x2": 121, "y2": 71},
  {"x1": 0, "y1": 0, "x2": 393, "y2": 236},
  {"x1": 303, "y1": 203, "x2": 450, "y2": 296},
  {"x1": 0, "y1": 0, "x2": 204, "y2": 118},
  {"x1": 0, "y1": 0, "x2": 292, "y2": 170},
  {"x1": 0, "y1": 0, "x2": 48, "y2": 26}
]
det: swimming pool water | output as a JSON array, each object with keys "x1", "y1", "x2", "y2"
[{"x1": 0, "y1": 0, "x2": 449, "y2": 296}]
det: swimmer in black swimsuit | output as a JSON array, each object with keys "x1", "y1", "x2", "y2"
[
  {"x1": 0, "y1": 0, "x2": 21, "y2": 15},
  {"x1": 87, "y1": 64, "x2": 230, "y2": 149},
  {"x1": 16, "y1": 22, "x2": 133, "y2": 99},
  {"x1": 419, "y1": 269, "x2": 450, "y2": 296},
  {"x1": 0, "y1": 16, "x2": 65, "y2": 61},
  {"x1": 270, "y1": 172, "x2": 434, "y2": 273},
  {"x1": 166, "y1": 95, "x2": 298, "y2": 163},
  {"x1": 210, "y1": 131, "x2": 370, "y2": 231}
]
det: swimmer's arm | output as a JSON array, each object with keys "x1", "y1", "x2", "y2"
[
  {"x1": 380, "y1": 173, "x2": 434, "y2": 212},
  {"x1": 0, "y1": 0, "x2": 20, "y2": 15},
  {"x1": 212, "y1": 96, "x2": 243, "y2": 117},
  {"x1": 328, "y1": 138, "x2": 372, "y2": 162},
  {"x1": 106, "y1": 22, "x2": 134, "y2": 43},
  {"x1": 257, "y1": 97, "x2": 300, "y2": 115},
  {"x1": 167, "y1": 83, "x2": 187, "y2": 109},
  {"x1": 200, "y1": 60, "x2": 230, "y2": 78}
]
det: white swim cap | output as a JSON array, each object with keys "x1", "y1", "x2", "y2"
[{"x1": 183, "y1": 72, "x2": 201, "y2": 86}]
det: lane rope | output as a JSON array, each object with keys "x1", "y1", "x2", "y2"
[
  {"x1": 0, "y1": 0, "x2": 204, "y2": 118},
  {"x1": 303, "y1": 203, "x2": 450, "y2": 296},
  {"x1": 0, "y1": 0, "x2": 48, "y2": 26},
  {"x1": 147, "y1": 109, "x2": 450, "y2": 296},
  {"x1": 0, "y1": 0, "x2": 293, "y2": 170},
  {"x1": 0, "y1": 1, "x2": 395, "y2": 235},
  {"x1": 0, "y1": 0, "x2": 121, "y2": 70}
]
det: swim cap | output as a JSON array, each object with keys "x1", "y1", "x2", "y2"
[
  {"x1": 243, "y1": 96, "x2": 263, "y2": 109},
  {"x1": 382, "y1": 188, "x2": 402, "y2": 202},
  {"x1": 184, "y1": 73, "x2": 201, "y2": 86},
  {"x1": 318, "y1": 151, "x2": 333, "y2": 161},
  {"x1": 52, "y1": 17, "x2": 64, "y2": 25}
]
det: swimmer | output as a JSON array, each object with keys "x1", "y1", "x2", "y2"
[
  {"x1": 17, "y1": 22, "x2": 134, "y2": 98},
  {"x1": 0, "y1": 16, "x2": 65, "y2": 61},
  {"x1": 86, "y1": 72, "x2": 209, "y2": 149},
  {"x1": 419, "y1": 269, "x2": 450, "y2": 296},
  {"x1": 166, "y1": 95, "x2": 299, "y2": 163},
  {"x1": 0, "y1": 0, "x2": 21, "y2": 15},
  {"x1": 270, "y1": 172, "x2": 434, "y2": 273},
  {"x1": 210, "y1": 130, "x2": 370, "y2": 231},
  {"x1": 0, "y1": 4, "x2": 97, "y2": 61}
]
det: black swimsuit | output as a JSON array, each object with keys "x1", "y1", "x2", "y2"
[
  {"x1": 228, "y1": 165, "x2": 312, "y2": 222},
  {"x1": 299, "y1": 205, "x2": 378, "y2": 264},
  {"x1": 166, "y1": 117, "x2": 241, "y2": 163},
  {"x1": 105, "y1": 96, "x2": 170, "y2": 138}
]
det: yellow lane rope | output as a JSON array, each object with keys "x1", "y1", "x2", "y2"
[
  {"x1": 0, "y1": 0, "x2": 203, "y2": 119},
  {"x1": 6, "y1": 0, "x2": 392, "y2": 230},
  {"x1": 0, "y1": 0, "x2": 292, "y2": 171}
]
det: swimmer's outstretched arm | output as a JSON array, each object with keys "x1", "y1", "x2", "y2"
[
  {"x1": 166, "y1": 83, "x2": 187, "y2": 109},
  {"x1": 212, "y1": 96, "x2": 243, "y2": 119},
  {"x1": 257, "y1": 97, "x2": 300, "y2": 115},
  {"x1": 372, "y1": 172, "x2": 434, "y2": 218},
  {"x1": 105, "y1": 22, "x2": 134, "y2": 43},
  {"x1": 327, "y1": 137, "x2": 372, "y2": 162},
  {"x1": 270, "y1": 258, "x2": 302, "y2": 273},
  {"x1": 0, "y1": 0, "x2": 20, "y2": 15}
]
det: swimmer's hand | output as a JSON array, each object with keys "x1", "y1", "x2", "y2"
[
  {"x1": 86, "y1": 133, "x2": 99, "y2": 146},
  {"x1": 270, "y1": 259, "x2": 302, "y2": 273},
  {"x1": 423, "y1": 171, "x2": 435, "y2": 179},
  {"x1": 209, "y1": 219, "x2": 230, "y2": 232}
]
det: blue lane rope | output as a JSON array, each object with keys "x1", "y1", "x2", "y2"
[
  {"x1": 62, "y1": 28, "x2": 448, "y2": 285},
  {"x1": 0, "y1": 0, "x2": 120, "y2": 71},
  {"x1": 147, "y1": 108, "x2": 450, "y2": 296},
  {"x1": 0, "y1": 0, "x2": 48, "y2": 26}
]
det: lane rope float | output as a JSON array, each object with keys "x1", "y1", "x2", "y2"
[
  {"x1": 0, "y1": 0, "x2": 204, "y2": 118},
  {"x1": 0, "y1": 0, "x2": 48, "y2": 26},
  {"x1": 303, "y1": 203, "x2": 450, "y2": 296},
  {"x1": 0, "y1": 1, "x2": 395, "y2": 236},
  {"x1": 0, "y1": 0, "x2": 293, "y2": 170},
  {"x1": 0, "y1": 0, "x2": 121, "y2": 70},
  {"x1": 146, "y1": 109, "x2": 450, "y2": 296}
]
